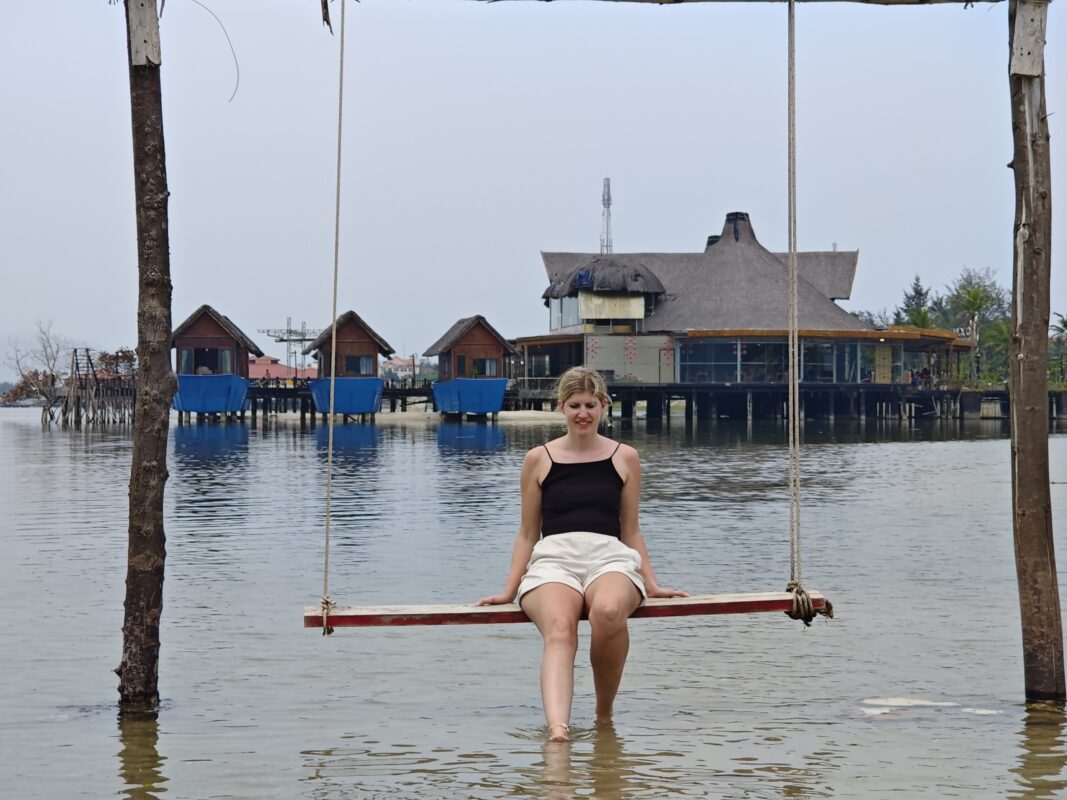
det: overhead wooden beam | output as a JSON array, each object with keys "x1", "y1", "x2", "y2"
[
  {"x1": 305, "y1": 591, "x2": 829, "y2": 628},
  {"x1": 477, "y1": 0, "x2": 1002, "y2": 5}
]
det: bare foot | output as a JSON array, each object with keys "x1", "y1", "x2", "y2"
[
  {"x1": 594, "y1": 715, "x2": 614, "y2": 729},
  {"x1": 548, "y1": 722, "x2": 570, "y2": 742}
]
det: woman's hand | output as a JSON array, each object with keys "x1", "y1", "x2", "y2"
[
  {"x1": 477, "y1": 592, "x2": 516, "y2": 606},
  {"x1": 646, "y1": 584, "x2": 688, "y2": 599}
]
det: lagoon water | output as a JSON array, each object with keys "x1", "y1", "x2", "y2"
[{"x1": 2, "y1": 405, "x2": 1067, "y2": 798}]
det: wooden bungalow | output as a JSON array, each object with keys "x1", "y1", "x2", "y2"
[
  {"x1": 424, "y1": 316, "x2": 517, "y2": 415},
  {"x1": 171, "y1": 305, "x2": 263, "y2": 415},
  {"x1": 172, "y1": 304, "x2": 263, "y2": 378},
  {"x1": 302, "y1": 310, "x2": 395, "y2": 378},
  {"x1": 424, "y1": 315, "x2": 517, "y2": 381},
  {"x1": 302, "y1": 310, "x2": 395, "y2": 416}
]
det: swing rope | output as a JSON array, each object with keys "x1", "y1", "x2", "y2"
[
  {"x1": 320, "y1": 0, "x2": 349, "y2": 637},
  {"x1": 785, "y1": 0, "x2": 830, "y2": 626}
]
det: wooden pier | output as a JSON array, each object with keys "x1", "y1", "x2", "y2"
[{"x1": 170, "y1": 379, "x2": 1067, "y2": 425}]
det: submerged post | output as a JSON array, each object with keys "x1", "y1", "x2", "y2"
[
  {"x1": 1008, "y1": 0, "x2": 1063, "y2": 702},
  {"x1": 116, "y1": 0, "x2": 177, "y2": 708}
]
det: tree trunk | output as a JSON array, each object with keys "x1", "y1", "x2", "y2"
[
  {"x1": 116, "y1": 0, "x2": 177, "y2": 709},
  {"x1": 1008, "y1": 0, "x2": 1063, "y2": 702}
]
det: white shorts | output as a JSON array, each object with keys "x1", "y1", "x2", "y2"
[{"x1": 517, "y1": 531, "x2": 647, "y2": 602}]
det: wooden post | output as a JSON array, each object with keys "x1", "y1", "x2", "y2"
[
  {"x1": 1009, "y1": 0, "x2": 1063, "y2": 702},
  {"x1": 117, "y1": 0, "x2": 176, "y2": 710}
]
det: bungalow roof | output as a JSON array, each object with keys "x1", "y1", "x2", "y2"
[
  {"x1": 302, "y1": 310, "x2": 395, "y2": 357},
  {"x1": 424, "y1": 315, "x2": 518, "y2": 357},
  {"x1": 541, "y1": 212, "x2": 870, "y2": 334},
  {"x1": 172, "y1": 304, "x2": 264, "y2": 356}
]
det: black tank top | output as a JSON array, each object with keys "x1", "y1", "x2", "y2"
[{"x1": 540, "y1": 442, "x2": 624, "y2": 539}]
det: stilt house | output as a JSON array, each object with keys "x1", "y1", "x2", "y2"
[
  {"x1": 302, "y1": 310, "x2": 395, "y2": 377},
  {"x1": 424, "y1": 316, "x2": 517, "y2": 381},
  {"x1": 172, "y1": 305, "x2": 263, "y2": 377}
]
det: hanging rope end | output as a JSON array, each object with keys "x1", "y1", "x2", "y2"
[
  {"x1": 321, "y1": 595, "x2": 336, "y2": 636},
  {"x1": 785, "y1": 580, "x2": 832, "y2": 627}
]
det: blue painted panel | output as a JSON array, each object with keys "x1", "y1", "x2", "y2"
[
  {"x1": 173, "y1": 374, "x2": 249, "y2": 413},
  {"x1": 432, "y1": 378, "x2": 508, "y2": 414},
  {"x1": 309, "y1": 377, "x2": 384, "y2": 414}
]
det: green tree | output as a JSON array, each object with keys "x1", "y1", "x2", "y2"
[
  {"x1": 937, "y1": 267, "x2": 1011, "y2": 384},
  {"x1": 893, "y1": 275, "x2": 933, "y2": 326},
  {"x1": 1051, "y1": 312, "x2": 1067, "y2": 383},
  {"x1": 852, "y1": 308, "x2": 890, "y2": 330}
]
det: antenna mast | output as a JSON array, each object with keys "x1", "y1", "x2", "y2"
[{"x1": 600, "y1": 177, "x2": 613, "y2": 255}]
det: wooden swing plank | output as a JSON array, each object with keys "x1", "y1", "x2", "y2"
[{"x1": 304, "y1": 590, "x2": 828, "y2": 628}]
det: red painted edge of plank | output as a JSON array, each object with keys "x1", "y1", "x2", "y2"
[{"x1": 303, "y1": 592, "x2": 827, "y2": 628}]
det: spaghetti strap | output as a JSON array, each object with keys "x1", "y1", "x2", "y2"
[
  {"x1": 543, "y1": 444, "x2": 555, "y2": 463},
  {"x1": 610, "y1": 441, "x2": 622, "y2": 457}
]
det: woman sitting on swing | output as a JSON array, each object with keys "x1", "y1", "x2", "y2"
[{"x1": 478, "y1": 366, "x2": 686, "y2": 742}]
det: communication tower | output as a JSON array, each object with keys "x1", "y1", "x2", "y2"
[
  {"x1": 257, "y1": 317, "x2": 322, "y2": 376},
  {"x1": 600, "y1": 177, "x2": 613, "y2": 255}
]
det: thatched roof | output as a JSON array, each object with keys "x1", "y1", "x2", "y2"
[
  {"x1": 424, "y1": 315, "x2": 518, "y2": 357},
  {"x1": 172, "y1": 304, "x2": 264, "y2": 356},
  {"x1": 541, "y1": 256, "x2": 666, "y2": 301},
  {"x1": 541, "y1": 212, "x2": 870, "y2": 334},
  {"x1": 302, "y1": 310, "x2": 395, "y2": 357}
]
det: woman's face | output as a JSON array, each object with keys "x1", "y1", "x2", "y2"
[{"x1": 560, "y1": 390, "x2": 606, "y2": 435}]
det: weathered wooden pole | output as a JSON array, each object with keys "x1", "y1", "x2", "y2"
[
  {"x1": 1008, "y1": 0, "x2": 1063, "y2": 702},
  {"x1": 116, "y1": 0, "x2": 177, "y2": 709}
]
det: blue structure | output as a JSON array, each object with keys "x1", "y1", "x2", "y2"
[
  {"x1": 432, "y1": 378, "x2": 509, "y2": 415},
  {"x1": 309, "y1": 377, "x2": 385, "y2": 415},
  {"x1": 173, "y1": 374, "x2": 250, "y2": 414}
]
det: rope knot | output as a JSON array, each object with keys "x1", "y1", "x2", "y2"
[
  {"x1": 785, "y1": 580, "x2": 832, "y2": 627},
  {"x1": 321, "y1": 595, "x2": 335, "y2": 637}
]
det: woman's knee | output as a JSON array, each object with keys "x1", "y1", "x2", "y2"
[
  {"x1": 541, "y1": 615, "x2": 579, "y2": 648},
  {"x1": 587, "y1": 601, "x2": 629, "y2": 632}
]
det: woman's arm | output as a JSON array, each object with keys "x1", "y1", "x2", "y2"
[
  {"x1": 617, "y1": 445, "x2": 687, "y2": 599},
  {"x1": 477, "y1": 447, "x2": 545, "y2": 605}
]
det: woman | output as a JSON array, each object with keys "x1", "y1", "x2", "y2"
[{"x1": 478, "y1": 366, "x2": 686, "y2": 742}]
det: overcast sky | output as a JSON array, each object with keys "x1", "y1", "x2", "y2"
[{"x1": 1, "y1": 0, "x2": 1064, "y2": 381}]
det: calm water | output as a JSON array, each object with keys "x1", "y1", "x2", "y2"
[{"x1": 3, "y1": 406, "x2": 1067, "y2": 799}]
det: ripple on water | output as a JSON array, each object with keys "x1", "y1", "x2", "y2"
[{"x1": 2, "y1": 409, "x2": 1067, "y2": 799}]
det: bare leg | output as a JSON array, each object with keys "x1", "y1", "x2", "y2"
[
  {"x1": 520, "y1": 583, "x2": 584, "y2": 740},
  {"x1": 584, "y1": 573, "x2": 642, "y2": 723}
]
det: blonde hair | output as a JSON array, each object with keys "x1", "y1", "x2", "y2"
[{"x1": 556, "y1": 366, "x2": 610, "y2": 408}]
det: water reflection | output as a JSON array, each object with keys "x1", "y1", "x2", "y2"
[
  {"x1": 172, "y1": 422, "x2": 249, "y2": 463},
  {"x1": 171, "y1": 423, "x2": 251, "y2": 527},
  {"x1": 436, "y1": 422, "x2": 507, "y2": 453},
  {"x1": 1012, "y1": 704, "x2": 1067, "y2": 798},
  {"x1": 315, "y1": 423, "x2": 380, "y2": 458},
  {"x1": 117, "y1": 710, "x2": 167, "y2": 799}
]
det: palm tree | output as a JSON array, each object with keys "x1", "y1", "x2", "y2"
[{"x1": 958, "y1": 285, "x2": 993, "y2": 383}]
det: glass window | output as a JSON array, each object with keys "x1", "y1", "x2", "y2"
[
  {"x1": 860, "y1": 344, "x2": 877, "y2": 383},
  {"x1": 802, "y1": 342, "x2": 834, "y2": 383},
  {"x1": 473, "y1": 358, "x2": 498, "y2": 377},
  {"x1": 549, "y1": 298, "x2": 561, "y2": 331},
  {"x1": 179, "y1": 348, "x2": 193, "y2": 375},
  {"x1": 678, "y1": 339, "x2": 739, "y2": 383},
  {"x1": 836, "y1": 342, "x2": 856, "y2": 383},
  {"x1": 343, "y1": 355, "x2": 374, "y2": 375},
  {"x1": 561, "y1": 296, "x2": 580, "y2": 328},
  {"x1": 219, "y1": 349, "x2": 233, "y2": 375},
  {"x1": 740, "y1": 341, "x2": 786, "y2": 383},
  {"x1": 528, "y1": 354, "x2": 551, "y2": 378}
]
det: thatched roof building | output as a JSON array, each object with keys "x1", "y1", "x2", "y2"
[{"x1": 541, "y1": 212, "x2": 867, "y2": 335}]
